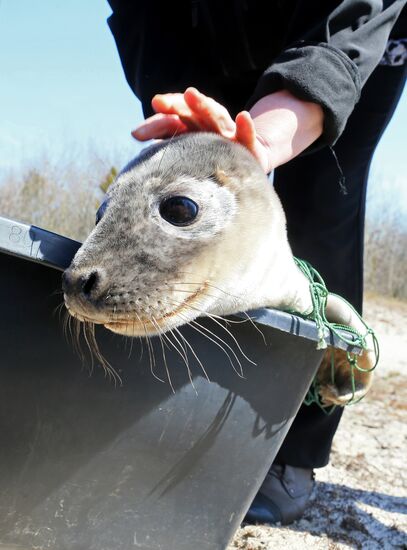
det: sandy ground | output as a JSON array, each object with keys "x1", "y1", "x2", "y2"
[{"x1": 230, "y1": 293, "x2": 407, "y2": 550}]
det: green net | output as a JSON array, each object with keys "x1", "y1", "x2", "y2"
[{"x1": 289, "y1": 258, "x2": 379, "y2": 411}]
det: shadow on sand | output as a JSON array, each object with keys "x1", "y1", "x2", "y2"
[{"x1": 290, "y1": 482, "x2": 406, "y2": 546}]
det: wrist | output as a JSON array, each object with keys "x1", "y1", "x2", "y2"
[{"x1": 249, "y1": 90, "x2": 324, "y2": 170}]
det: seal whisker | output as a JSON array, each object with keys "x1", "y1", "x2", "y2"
[
  {"x1": 51, "y1": 289, "x2": 64, "y2": 297},
  {"x1": 185, "y1": 319, "x2": 243, "y2": 378},
  {"x1": 67, "y1": 314, "x2": 75, "y2": 348},
  {"x1": 61, "y1": 308, "x2": 87, "y2": 366},
  {"x1": 165, "y1": 327, "x2": 189, "y2": 364},
  {"x1": 62, "y1": 309, "x2": 70, "y2": 341},
  {"x1": 161, "y1": 328, "x2": 190, "y2": 372},
  {"x1": 150, "y1": 316, "x2": 175, "y2": 391},
  {"x1": 171, "y1": 276, "x2": 240, "y2": 301},
  {"x1": 127, "y1": 331, "x2": 135, "y2": 359},
  {"x1": 172, "y1": 318, "x2": 210, "y2": 383},
  {"x1": 73, "y1": 317, "x2": 84, "y2": 363},
  {"x1": 204, "y1": 312, "x2": 251, "y2": 325},
  {"x1": 167, "y1": 288, "x2": 224, "y2": 302},
  {"x1": 169, "y1": 327, "x2": 197, "y2": 394},
  {"x1": 131, "y1": 310, "x2": 146, "y2": 364},
  {"x1": 142, "y1": 321, "x2": 163, "y2": 384},
  {"x1": 166, "y1": 297, "x2": 217, "y2": 318},
  {"x1": 137, "y1": 325, "x2": 145, "y2": 362},
  {"x1": 53, "y1": 301, "x2": 66, "y2": 320},
  {"x1": 86, "y1": 322, "x2": 122, "y2": 386},
  {"x1": 205, "y1": 282, "x2": 241, "y2": 302},
  {"x1": 165, "y1": 297, "x2": 242, "y2": 329},
  {"x1": 82, "y1": 321, "x2": 95, "y2": 375},
  {"x1": 201, "y1": 315, "x2": 256, "y2": 366},
  {"x1": 241, "y1": 312, "x2": 267, "y2": 345},
  {"x1": 167, "y1": 296, "x2": 249, "y2": 325},
  {"x1": 167, "y1": 328, "x2": 198, "y2": 395},
  {"x1": 165, "y1": 290, "x2": 247, "y2": 330},
  {"x1": 191, "y1": 319, "x2": 245, "y2": 378}
]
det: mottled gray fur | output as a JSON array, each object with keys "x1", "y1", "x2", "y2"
[{"x1": 64, "y1": 133, "x2": 273, "y2": 333}]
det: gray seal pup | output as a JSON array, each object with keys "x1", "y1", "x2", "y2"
[{"x1": 63, "y1": 133, "x2": 375, "y2": 406}]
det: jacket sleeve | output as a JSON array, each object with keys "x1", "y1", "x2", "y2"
[{"x1": 246, "y1": 1, "x2": 406, "y2": 146}]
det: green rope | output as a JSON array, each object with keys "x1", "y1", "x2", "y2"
[{"x1": 289, "y1": 258, "x2": 379, "y2": 411}]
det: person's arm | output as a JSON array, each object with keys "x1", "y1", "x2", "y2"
[
  {"x1": 246, "y1": 0, "x2": 406, "y2": 145},
  {"x1": 248, "y1": 91, "x2": 324, "y2": 172}
]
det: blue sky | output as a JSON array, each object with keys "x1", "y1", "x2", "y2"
[
  {"x1": 0, "y1": 0, "x2": 142, "y2": 170},
  {"x1": 0, "y1": 0, "x2": 406, "y2": 207}
]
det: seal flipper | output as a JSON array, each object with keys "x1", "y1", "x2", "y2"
[
  {"x1": 314, "y1": 293, "x2": 376, "y2": 406},
  {"x1": 316, "y1": 347, "x2": 373, "y2": 406}
]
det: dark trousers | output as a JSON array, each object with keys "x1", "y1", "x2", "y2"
[{"x1": 274, "y1": 63, "x2": 406, "y2": 468}]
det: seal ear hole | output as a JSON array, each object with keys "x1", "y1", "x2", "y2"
[
  {"x1": 215, "y1": 169, "x2": 231, "y2": 187},
  {"x1": 159, "y1": 196, "x2": 199, "y2": 226}
]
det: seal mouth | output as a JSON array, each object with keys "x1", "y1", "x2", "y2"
[
  {"x1": 104, "y1": 283, "x2": 208, "y2": 336},
  {"x1": 64, "y1": 302, "x2": 100, "y2": 324},
  {"x1": 65, "y1": 282, "x2": 210, "y2": 336}
]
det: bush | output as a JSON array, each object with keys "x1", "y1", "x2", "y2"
[
  {"x1": 0, "y1": 157, "x2": 117, "y2": 242},
  {"x1": 364, "y1": 175, "x2": 407, "y2": 299}
]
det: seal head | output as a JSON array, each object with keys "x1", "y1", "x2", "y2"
[{"x1": 63, "y1": 133, "x2": 290, "y2": 336}]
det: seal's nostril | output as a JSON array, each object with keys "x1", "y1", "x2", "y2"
[{"x1": 82, "y1": 271, "x2": 99, "y2": 297}]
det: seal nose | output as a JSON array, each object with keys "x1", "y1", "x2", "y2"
[{"x1": 62, "y1": 268, "x2": 103, "y2": 301}]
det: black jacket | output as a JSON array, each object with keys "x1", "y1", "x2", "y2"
[{"x1": 107, "y1": 0, "x2": 405, "y2": 145}]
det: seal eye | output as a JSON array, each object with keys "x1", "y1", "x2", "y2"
[
  {"x1": 95, "y1": 197, "x2": 109, "y2": 225},
  {"x1": 159, "y1": 196, "x2": 199, "y2": 226}
]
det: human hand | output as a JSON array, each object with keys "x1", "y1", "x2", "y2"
[
  {"x1": 132, "y1": 87, "x2": 324, "y2": 173},
  {"x1": 132, "y1": 87, "x2": 272, "y2": 173}
]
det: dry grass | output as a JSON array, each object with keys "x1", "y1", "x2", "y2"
[
  {"x1": 364, "y1": 175, "x2": 407, "y2": 300},
  {"x1": 364, "y1": 219, "x2": 407, "y2": 300}
]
